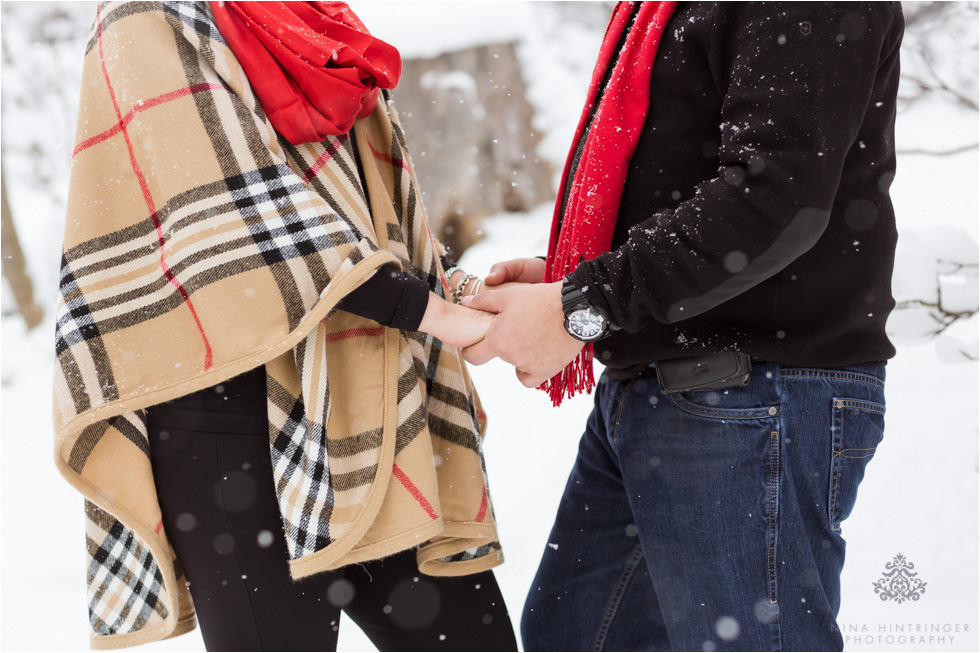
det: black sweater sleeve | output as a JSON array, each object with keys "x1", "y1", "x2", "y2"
[
  {"x1": 336, "y1": 263, "x2": 430, "y2": 331},
  {"x1": 567, "y1": 2, "x2": 901, "y2": 332}
]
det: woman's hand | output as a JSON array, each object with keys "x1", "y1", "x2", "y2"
[{"x1": 417, "y1": 292, "x2": 494, "y2": 349}]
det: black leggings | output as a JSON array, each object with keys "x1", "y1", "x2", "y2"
[{"x1": 146, "y1": 367, "x2": 517, "y2": 652}]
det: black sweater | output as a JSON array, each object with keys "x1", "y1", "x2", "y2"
[{"x1": 565, "y1": 2, "x2": 903, "y2": 376}]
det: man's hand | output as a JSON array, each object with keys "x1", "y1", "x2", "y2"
[
  {"x1": 461, "y1": 282, "x2": 584, "y2": 388},
  {"x1": 484, "y1": 257, "x2": 547, "y2": 286}
]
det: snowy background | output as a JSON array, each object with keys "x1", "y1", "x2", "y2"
[{"x1": 2, "y1": 2, "x2": 977, "y2": 651}]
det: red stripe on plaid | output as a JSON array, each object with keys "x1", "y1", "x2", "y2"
[
  {"x1": 302, "y1": 135, "x2": 346, "y2": 183},
  {"x1": 72, "y1": 83, "x2": 226, "y2": 158},
  {"x1": 367, "y1": 139, "x2": 409, "y2": 171},
  {"x1": 368, "y1": 133, "x2": 452, "y2": 296},
  {"x1": 392, "y1": 463, "x2": 438, "y2": 520},
  {"x1": 475, "y1": 486, "x2": 488, "y2": 522},
  {"x1": 97, "y1": 5, "x2": 214, "y2": 371},
  {"x1": 324, "y1": 327, "x2": 385, "y2": 343}
]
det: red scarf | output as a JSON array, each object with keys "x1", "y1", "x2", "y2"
[
  {"x1": 209, "y1": 1, "x2": 401, "y2": 144},
  {"x1": 542, "y1": 1, "x2": 678, "y2": 406}
]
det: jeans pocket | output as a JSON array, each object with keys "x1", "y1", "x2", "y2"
[
  {"x1": 829, "y1": 397, "x2": 885, "y2": 532},
  {"x1": 667, "y1": 390, "x2": 779, "y2": 421}
]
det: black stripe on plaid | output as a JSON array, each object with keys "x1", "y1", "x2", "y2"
[
  {"x1": 298, "y1": 421, "x2": 334, "y2": 553},
  {"x1": 427, "y1": 414, "x2": 481, "y2": 453},
  {"x1": 281, "y1": 135, "x2": 368, "y2": 213},
  {"x1": 85, "y1": 2, "x2": 157, "y2": 55},
  {"x1": 166, "y1": 1, "x2": 226, "y2": 50},
  {"x1": 332, "y1": 464, "x2": 380, "y2": 493},
  {"x1": 85, "y1": 501, "x2": 168, "y2": 635},
  {"x1": 428, "y1": 383, "x2": 473, "y2": 419},
  {"x1": 384, "y1": 90, "x2": 411, "y2": 152},
  {"x1": 439, "y1": 542, "x2": 502, "y2": 564},
  {"x1": 391, "y1": 350, "x2": 428, "y2": 457},
  {"x1": 64, "y1": 216, "x2": 362, "y2": 341},
  {"x1": 267, "y1": 373, "x2": 299, "y2": 421},
  {"x1": 56, "y1": 255, "x2": 119, "y2": 405},
  {"x1": 69, "y1": 421, "x2": 111, "y2": 474},
  {"x1": 269, "y1": 379, "x2": 337, "y2": 555},
  {"x1": 387, "y1": 130, "x2": 417, "y2": 261},
  {"x1": 114, "y1": 412, "x2": 151, "y2": 459},
  {"x1": 163, "y1": 7, "x2": 309, "y2": 332},
  {"x1": 85, "y1": 498, "x2": 117, "y2": 532},
  {"x1": 385, "y1": 110, "x2": 447, "y2": 295},
  {"x1": 328, "y1": 428, "x2": 383, "y2": 458},
  {"x1": 62, "y1": 174, "x2": 284, "y2": 274},
  {"x1": 269, "y1": 391, "x2": 311, "y2": 498},
  {"x1": 87, "y1": 3, "x2": 226, "y2": 59},
  {"x1": 282, "y1": 138, "x2": 376, "y2": 287},
  {"x1": 63, "y1": 220, "x2": 162, "y2": 274},
  {"x1": 297, "y1": 334, "x2": 337, "y2": 554},
  {"x1": 385, "y1": 223, "x2": 405, "y2": 247},
  {"x1": 396, "y1": 403, "x2": 427, "y2": 456},
  {"x1": 68, "y1": 413, "x2": 150, "y2": 473},
  {"x1": 55, "y1": 343, "x2": 93, "y2": 415},
  {"x1": 423, "y1": 335, "x2": 442, "y2": 403},
  {"x1": 228, "y1": 164, "x2": 362, "y2": 276},
  {"x1": 61, "y1": 171, "x2": 282, "y2": 267},
  {"x1": 337, "y1": 134, "x2": 369, "y2": 204}
]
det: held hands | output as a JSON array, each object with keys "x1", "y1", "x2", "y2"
[
  {"x1": 432, "y1": 257, "x2": 583, "y2": 387},
  {"x1": 417, "y1": 292, "x2": 494, "y2": 350},
  {"x1": 417, "y1": 263, "x2": 526, "y2": 351},
  {"x1": 460, "y1": 282, "x2": 584, "y2": 388}
]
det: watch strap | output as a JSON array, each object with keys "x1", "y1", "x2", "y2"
[{"x1": 561, "y1": 277, "x2": 611, "y2": 341}]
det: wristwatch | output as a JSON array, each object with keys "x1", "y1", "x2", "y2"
[{"x1": 561, "y1": 278, "x2": 612, "y2": 342}]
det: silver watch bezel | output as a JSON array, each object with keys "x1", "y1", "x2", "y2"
[{"x1": 565, "y1": 306, "x2": 608, "y2": 342}]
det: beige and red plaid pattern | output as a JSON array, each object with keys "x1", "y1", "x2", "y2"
[{"x1": 53, "y1": 3, "x2": 501, "y2": 649}]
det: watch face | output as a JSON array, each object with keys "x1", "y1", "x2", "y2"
[{"x1": 567, "y1": 308, "x2": 606, "y2": 341}]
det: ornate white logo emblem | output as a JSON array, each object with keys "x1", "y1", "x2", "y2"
[{"x1": 872, "y1": 554, "x2": 927, "y2": 604}]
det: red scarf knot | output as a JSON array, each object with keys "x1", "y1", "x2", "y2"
[{"x1": 210, "y1": 1, "x2": 402, "y2": 144}]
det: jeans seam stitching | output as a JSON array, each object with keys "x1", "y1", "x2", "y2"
[
  {"x1": 593, "y1": 543, "x2": 645, "y2": 651},
  {"x1": 830, "y1": 402, "x2": 843, "y2": 532},
  {"x1": 611, "y1": 379, "x2": 636, "y2": 444},
  {"x1": 669, "y1": 394, "x2": 777, "y2": 420},
  {"x1": 836, "y1": 398, "x2": 886, "y2": 414},
  {"x1": 781, "y1": 370, "x2": 884, "y2": 390},
  {"x1": 768, "y1": 429, "x2": 780, "y2": 605}
]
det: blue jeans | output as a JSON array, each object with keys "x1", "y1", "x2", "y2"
[{"x1": 521, "y1": 362, "x2": 885, "y2": 651}]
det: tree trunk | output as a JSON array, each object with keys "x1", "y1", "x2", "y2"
[
  {"x1": 391, "y1": 42, "x2": 554, "y2": 259},
  {"x1": 1, "y1": 168, "x2": 44, "y2": 330}
]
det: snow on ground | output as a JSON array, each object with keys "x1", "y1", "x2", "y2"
[{"x1": 2, "y1": 3, "x2": 978, "y2": 652}]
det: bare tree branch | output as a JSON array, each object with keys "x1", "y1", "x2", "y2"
[
  {"x1": 897, "y1": 143, "x2": 979, "y2": 156},
  {"x1": 894, "y1": 299, "x2": 978, "y2": 337},
  {"x1": 919, "y1": 48, "x2": 979, "y2": 110}
]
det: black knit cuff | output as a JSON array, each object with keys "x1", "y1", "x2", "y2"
[{"x1": 336, "y1": 264, "x2": 430, "y2": 331}]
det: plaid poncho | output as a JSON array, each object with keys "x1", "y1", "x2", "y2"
[{"x1": 53, "y1": 3, "x2": 501, "y2": 649}]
